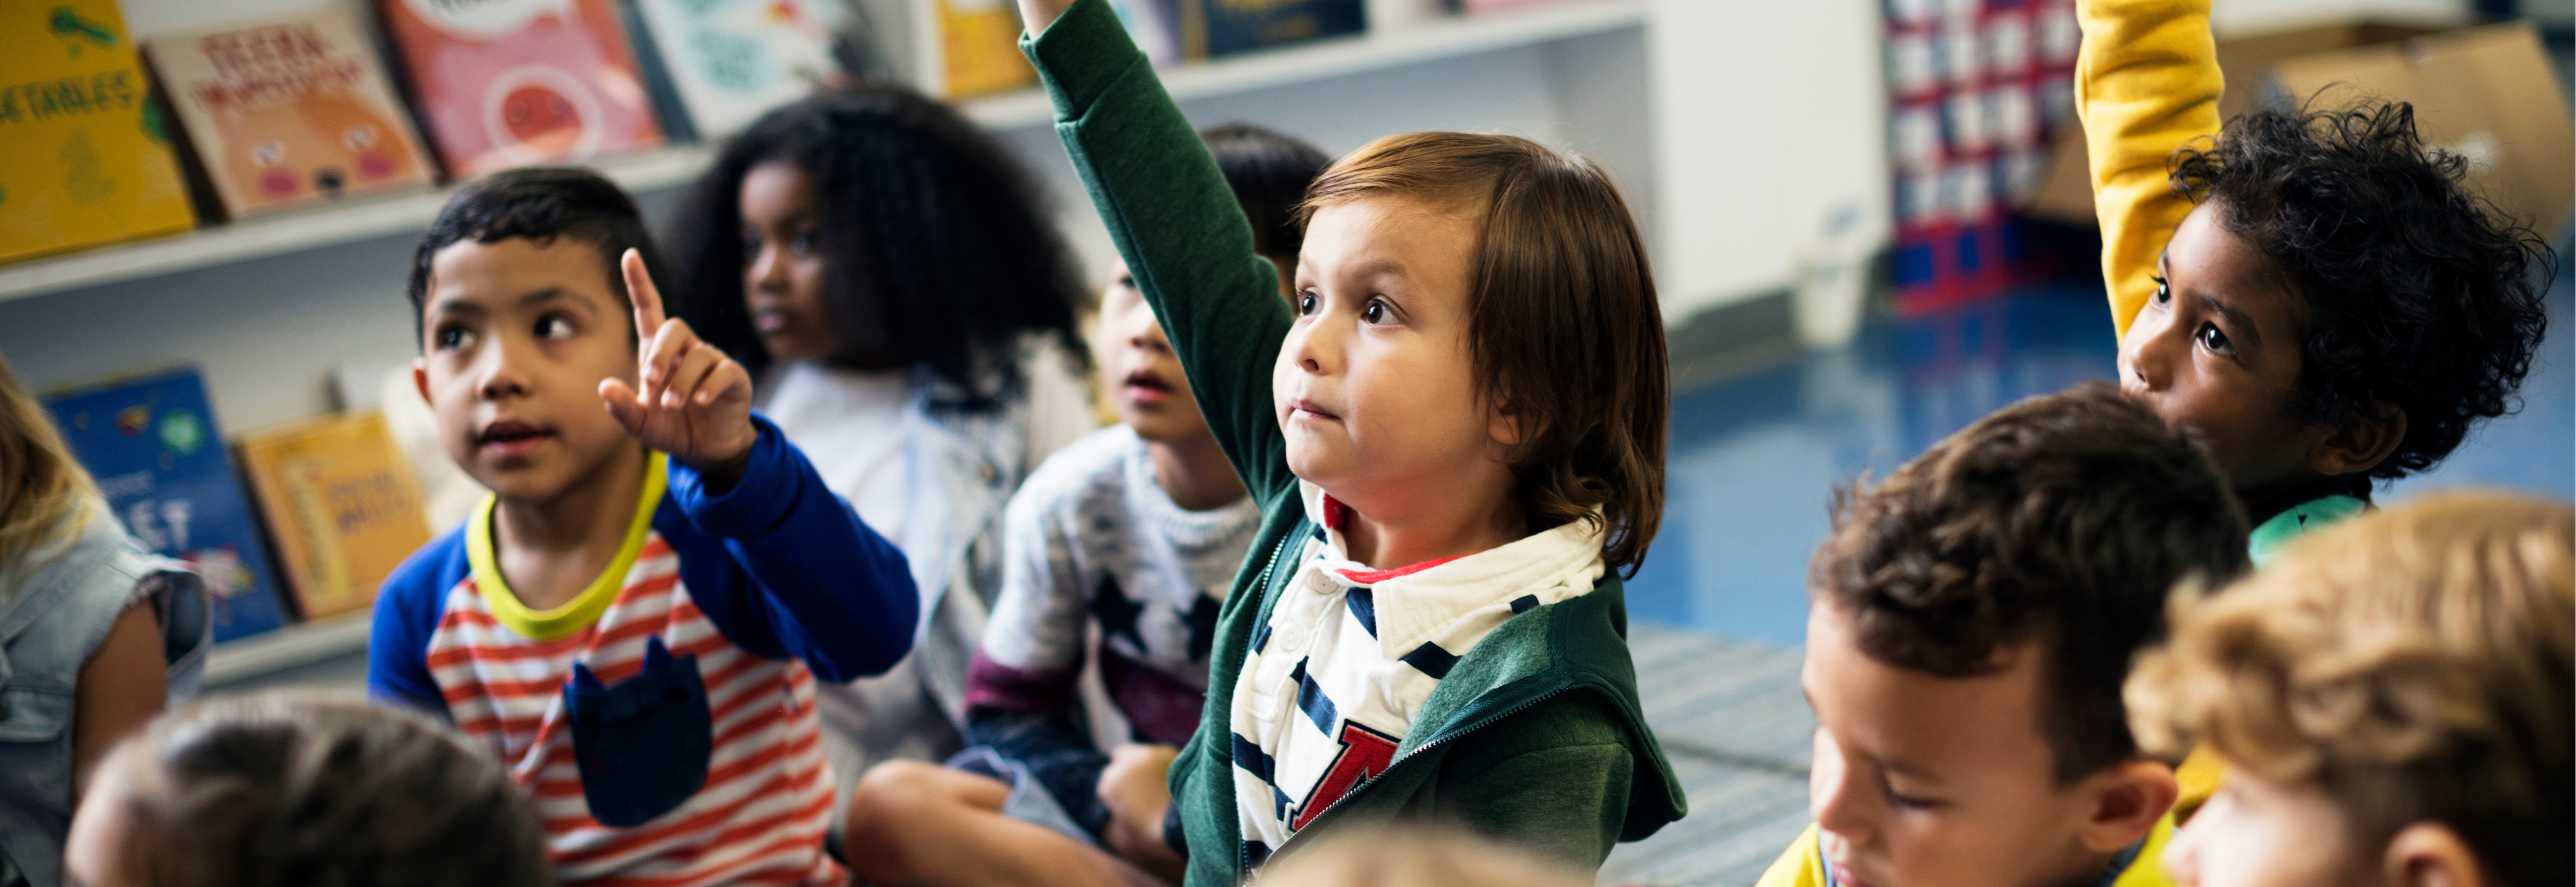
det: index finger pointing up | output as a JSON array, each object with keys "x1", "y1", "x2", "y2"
[{"x1": 623, "y1": 248, "x2": 665, "y2": 342}]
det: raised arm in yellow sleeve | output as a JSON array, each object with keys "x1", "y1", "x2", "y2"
[{"x1": 2075, "y1": 0, "x2": 2224, "y2": 338}]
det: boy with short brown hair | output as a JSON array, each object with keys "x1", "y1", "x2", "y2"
[
  {"x1": 1758, "y1": 383, "x2": 2248, "y2": 887},
  {"x1": 2127, "y1": 492, "x2": 2573, "y2": 887}
]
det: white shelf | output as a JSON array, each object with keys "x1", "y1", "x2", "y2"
[
  {"x1": 204, "y1": 612, "x2": 374, "y2": 686},
  {"x1": 0, "y1": 145, "x2": 715, "y2": 304},
  {"x1": 0, "y1": 0, "x2": 1644, "y2": 304},
  {"x1": 957, "y1": 0, "x2": 1648, "y2": 129}
]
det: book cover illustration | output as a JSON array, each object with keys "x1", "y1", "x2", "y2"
[
  {"x1": 378, "y1": 0, "x2": 664, "y2": 180},
  {"x1": 235, "y1": 410, "x2": 430, "y2": 622},
  {"x1": 938, "y1": 0, "x2": 1033, "y2": 98},
  {"x1": 146, "y1": 9, "x2": 433, "y2": 219},
  {"x1": 1198, "y1": 0, "x2": 1363, "y2": 57},
  {"x1": 44, "y1": 367, "x2": 290, "y2": 644},
  {"x1": 0, "y1": 0, "x2": 196, "y2": 264},
  {"x1": 1109, "y1": 0, "x2": 1186, "y2": 69},
  {"x1": 630, "y1": 0, "x2": 842, "y2": 140}
]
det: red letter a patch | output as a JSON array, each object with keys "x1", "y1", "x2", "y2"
[{"x1": 1289, "y1": 722, "x2": 1399, "y2": 832}]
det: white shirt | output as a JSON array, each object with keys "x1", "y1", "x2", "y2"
[{"x1": 1227, "y1": 484, "x2": 1606, "y2": 856}]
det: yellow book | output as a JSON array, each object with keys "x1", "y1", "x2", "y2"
[
  {"x1": 0, "y1": 0, "x2": 197, "y2": 264},
  {"x1": 939, "y1": 0, "x2": 1035, "y2": 98},
  {"x1": 235, "y1": 410, "x2": 430, "y2": 621}
]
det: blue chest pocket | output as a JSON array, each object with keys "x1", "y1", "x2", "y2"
[{"x1": 565, "y1": 636, "x2": 711, "y2": 827}]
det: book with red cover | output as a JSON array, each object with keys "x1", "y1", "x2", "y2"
[{"x1": 377, "y1": 0, "x2": 663, "y2": 180}]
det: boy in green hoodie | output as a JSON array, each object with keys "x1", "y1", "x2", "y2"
[{"x1": 952, "y1": 2, "x2": 1686, "y2": 885}]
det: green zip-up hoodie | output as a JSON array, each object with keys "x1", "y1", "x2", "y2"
[{"x1": 1021, "y1": 3, "x2": 1685, "y2": 883}]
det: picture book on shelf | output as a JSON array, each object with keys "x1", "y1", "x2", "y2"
[
  {"x1": 235, "y1": 410, "x2": 430, "y2": 622},
  {"x1": 939, "y1": 0, "x2": 1035, "y2": 97},
  {"x1": 44, "y1": 367, "x2": 291, "y2": 644},
  {"x1": 378, "y1": 0, "x2": 663, "y2": 180},
  {"x1": 1198, "y1": 0, "x2": 1363, "y2": 57},
  {"x1": 145, "y1": 8, "x2": 434, "y2": 220},
  {"x1": 0, "y1": 0, "x2": 196, "y2": 265},
  {"x1": 1109, "y1": 0, "x2": 1187, "y2": 68},
  {"x1": 627, "y1": 0, "x2": 843, "y2": 141}
]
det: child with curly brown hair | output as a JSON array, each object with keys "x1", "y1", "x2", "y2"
[{"x1": 2126, "y1": 492, "x2": 2571, "y2": 887}]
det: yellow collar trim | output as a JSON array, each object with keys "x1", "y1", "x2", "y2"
[{"x1": 466, "y1": 451, "x2": 669, "y2": 642}]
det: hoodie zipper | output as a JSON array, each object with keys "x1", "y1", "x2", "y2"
[{"x1": 1235, "y1": 526, "x2": 1304, "y2": 875}]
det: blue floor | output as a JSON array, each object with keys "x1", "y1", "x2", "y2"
[{"x1": 1631, "y1": 255, "x2": 2576, "y2": 646}]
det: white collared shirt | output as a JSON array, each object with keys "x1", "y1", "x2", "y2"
[{"x1": 1226, "y1": 484, "x2": 1607, "y2": 860}]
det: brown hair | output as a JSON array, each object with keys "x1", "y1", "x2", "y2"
[
  {"x1": 103, "y1": 693, "x2": 553, "y2": 887},
  {"x1": 1301, "y1": 132, "x2": 1668, "y2": 575},
  {"x1": 2127, "y1": 491, "x2": 2572, "y2": 887},
  {"x1": 1810, "y1": 382, "x2": 2248, "y2": 783},
  {"x1": 0, "y1": 352, "x2": 99, "y2": 564}
]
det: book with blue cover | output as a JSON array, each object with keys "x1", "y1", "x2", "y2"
[
  {"x1": 45, "y1": 367, "x2": 291, "y2": 644},
  {"x1": 1198, "y1": 0, "x2": 1363, "y2": 57}
]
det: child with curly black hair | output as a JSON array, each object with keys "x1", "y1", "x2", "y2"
[
  {"x1": 662, "y1": 85, "x2": 1098, "y2": 801},
  {"x1": 2077, "y1": 0, "x2": 2552, "y2": 564}
]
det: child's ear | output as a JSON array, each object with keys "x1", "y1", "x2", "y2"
[
  {"x1": 2383, "y1": 822, "x2": 2486, "y2": 887},
  {"x1": 2309, "y1": 403, "x2": 2407, "y2": 477},
  {"x1": 2076, "y1": 759, "x2": 2179, "y2": 854},
  {"x1": 413, "y1": 359, "x2": 432, "y2": 405}
]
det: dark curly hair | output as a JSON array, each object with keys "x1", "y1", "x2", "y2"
[
  {"x1": 1810, "y1": 383, "x2": 2250, "y2": 783},
  {"x1": 2170, "y1": 100, "x2": 2553, "y2": 486},
  {"x1": 1200, "y1": 123, "x2": 1331, "y2": 263},
  {"x1": 665, "y1": 85, "x2": 1088, "y2": 410},
  {"x1": 407, "y1": 167, "x2": 671, "y2": 347}
]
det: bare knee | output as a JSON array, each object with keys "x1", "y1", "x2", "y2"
[{"x1": 842, "y1": 760, "x2": 1003, "y2": 883}]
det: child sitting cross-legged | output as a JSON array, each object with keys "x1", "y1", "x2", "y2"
[
  {"x1": 1758, "y1": 383, "x2": 2251, "y2": 887},
  {"x1": 838, "y1": 123, "x2": 1327, "y2": 887},
  {"x1": 64, "y1": 693, "x2": 553, "y2": 887},
  {"x1": 995, "y1": 0, "x2": 1689, "y2": 883},
  {"x1": 366, "y1": 169, "x2": 919, "y2": 886},
  {"x1": 2127, "y1": 492, "x2": 2571, "y2": 887}
]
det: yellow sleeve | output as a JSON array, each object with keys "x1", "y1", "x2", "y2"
[
  {"x1": 2075, "y1": 0, "x2": 2224, "y2": 337},
  {"x1": 2170, "y1": 745, "x2": 2230, "y2": 825},
  {"x1": 1755, "y1": 824, "x2": 1830, "y2": 887}
]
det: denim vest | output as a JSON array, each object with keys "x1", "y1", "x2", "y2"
[{"x1": 0, "y1": 517, "x2": 208, "y2": 887}]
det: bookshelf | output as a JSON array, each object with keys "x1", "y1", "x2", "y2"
[{"x1": 0, "y1": 0, "x2": 1646, "y2": 305}]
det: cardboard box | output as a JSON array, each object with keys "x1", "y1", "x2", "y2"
[
  {"x1": 2020, "y1": 16, "x2": 2571, "y2": 237},
  {"x1": 2273, "y1": 22, "x2": 2574, "y2": 235}
]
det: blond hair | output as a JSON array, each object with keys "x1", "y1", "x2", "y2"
[
  {"x1": 1253, "y1": 826, "x2": 1588, "y2": 887},
  {"x1": 2126, "y1": 491, "x2": 2572, "y2": 886},
  {"x1": 0, "y1": 352, "x2": 99, "y2": 563}
]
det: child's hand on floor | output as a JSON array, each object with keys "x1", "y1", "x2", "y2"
[
  {"x1": 1098, "y1": 743, "x2": 1184, "y2": 880},
  {"x1": 600, "y1": 248, "x2": 758, "y2": 487}
]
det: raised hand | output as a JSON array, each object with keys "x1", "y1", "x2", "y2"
[{"x1": 599, "y1": 249, "x2": 758, "y2": 481}]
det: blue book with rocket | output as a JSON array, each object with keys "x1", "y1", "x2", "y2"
[{"x1": 46, "y1": 367, "x2": 291, "y2": 644}]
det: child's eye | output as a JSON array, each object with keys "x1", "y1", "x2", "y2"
[
  {"x1": 1296, "y1": 291, "x2": 1318, "y2": 316},
  {"x1": 1361, "y1": 298, "x2": 1390, "y2": 325},
  {"x1": 434, "y1": 325, "x2": 478, "y2": 351},
  {"x1": 535, "y1": 316, "x2": 577, "y2": 341},
  {"x1": 740, "y1": 229, "x2": 762, "y2": 261},
  {"x1": 2197, "y1": 321, "x2": 2233, "y2": 355},
  {"x1": 789, "y1": 230, "x2": 817, "y2": 257},
  {"x1": 2151, "y1": 276, "x2": 2171, "y2": 305},
  {"x1": 1882, "y1": 778, "x2": 1939, "y2": 811}
]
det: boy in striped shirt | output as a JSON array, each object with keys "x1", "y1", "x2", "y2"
[{"x1": 367, "y1": 169, "x2": 920, "y2": 886}]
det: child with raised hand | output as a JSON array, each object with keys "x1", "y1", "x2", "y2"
[
  {"x1": 1755, "y1": 384, "x2": 2250, "y2": 887},
  {"x1": 0, "y1": 354, "x2": 208, "y2": 887},
  {"x1": 837, "y1": 123, "x2": 1327, "y2": 887},
  {"x1": 367, "y1": 168, "x2": 918, "y2": 886},
  {"x1": 661, "y1": 85, "x2": 1097, "y2": 786},
  {"x1": 1008, "y1": 0, "x2": 1686, "y2": 883},
  {"x1": 2127, "y1": 492, "x2": 2571, "y2": 887},
  {"x1": 64, "y1": 693, "x2": 553, "y2": 887},
  {"x1": 2076, "y1": 0, "x2": 2552, "y2": 564}
]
